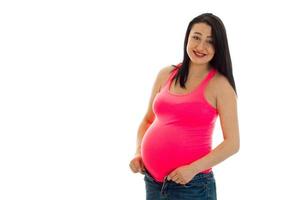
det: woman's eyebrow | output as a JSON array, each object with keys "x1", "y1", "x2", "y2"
[{"x1": 193, "y1": 32, "x2": 212, "y2": 38}]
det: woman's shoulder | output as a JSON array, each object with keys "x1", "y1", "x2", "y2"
[
  {"x1": 213, "y1": 71, "x2": 236, "y2": 99},
  {"x1": 214, "y1": 71, "x2": 232, "y2": 88},
  {"x1": 155, "y1": 64, "x2": 179, "y2": 89},
  {"x1": 158, "y1": 64, "x2": 178, "y2": 79}
]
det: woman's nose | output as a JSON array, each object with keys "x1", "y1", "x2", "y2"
[{"x1": 196, "y1": 41, "x2": 207, "y2": 50}]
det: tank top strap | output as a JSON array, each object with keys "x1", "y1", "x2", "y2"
[
  {"x1": 165, "y1": 65, "x2": 180, "y2": 85},
  {"x1": 170, "y1": 66, "x2": 180, "y2": 79},
  {"x1": 199, "y1": 68, "x2": 217, "y2": 90}
]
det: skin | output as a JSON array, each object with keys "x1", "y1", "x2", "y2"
[{"x1": 129, "y1": 22, "x2": 240, "y2": 186}]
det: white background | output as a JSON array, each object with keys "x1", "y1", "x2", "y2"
[{"x1": 1, "y1": 0, "x2": 300, "y2": 199}]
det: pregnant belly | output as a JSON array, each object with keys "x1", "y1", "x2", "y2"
[{"x1": 141, "y1": 123, "x2": 211, "y2": 182}]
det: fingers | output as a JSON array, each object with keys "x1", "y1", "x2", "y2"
[
  {"x1": 139, "y1": 159, "x2": 146, "y2": 171},
  {"x1": 129, "y1": 161, "x2": 140, "y2": 173},
  {"x1": 169, "y1": 174, "x2": 179, "y2": 182},
  {"x1": 167, "y1": 171, "x2": 177, "y2": 181},
  {"x1": 129, "y1": 157, "x2": 145, "y2": 174},
  {"x1": 167, "y1": 173, "x2": 185, "y2": 185}
]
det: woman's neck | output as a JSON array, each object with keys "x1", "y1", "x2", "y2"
[{"x1": 188, "y1": 63, "x2": 211, "y2": 78}]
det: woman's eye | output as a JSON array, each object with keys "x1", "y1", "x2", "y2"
[{"x1": 192, "y1": 36, "x2": 200, "y2": 40}]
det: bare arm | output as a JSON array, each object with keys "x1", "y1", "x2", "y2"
[{"x1": 189, "y1": 75, "x2": 240, "y2": 173}]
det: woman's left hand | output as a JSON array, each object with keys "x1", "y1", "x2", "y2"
[{"x1": 166, "y1": 164, "x2": 197, "y2": 185}]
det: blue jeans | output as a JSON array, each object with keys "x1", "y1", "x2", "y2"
[{"x1": 144, "y1": 168, "x2": 217, "y2": 200}]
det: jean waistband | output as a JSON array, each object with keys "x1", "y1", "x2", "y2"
[{"x1": 145, "y1": 168, "x2": 214, "y2": 183}]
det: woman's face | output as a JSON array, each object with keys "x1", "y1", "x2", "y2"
[{"x1": 186, "y1": 23, "x2": 215, "y2": 66}]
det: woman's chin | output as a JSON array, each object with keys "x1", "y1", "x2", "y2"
[
  {"x1": 188, "y1": 53, "x2": 208, "y2": 63},
  {"x1": 190, "y1": 58, "x2": 210, "y2": 65}
]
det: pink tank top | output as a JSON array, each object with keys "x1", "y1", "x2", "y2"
[{"x1": 141, "y1": 63, "x2": 219, "y2": 183}]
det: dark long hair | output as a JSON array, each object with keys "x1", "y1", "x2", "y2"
[{"x1": 172, "y1": 13, "x2": 237, "y2": 96}]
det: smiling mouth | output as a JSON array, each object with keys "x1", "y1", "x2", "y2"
[{"x1": 193, "y1": 51, "x2": 206, "y2": 57}]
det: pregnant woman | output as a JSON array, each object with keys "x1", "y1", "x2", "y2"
[{"x1": 129, "y1": 13, "x2": 240, "y2": 200}]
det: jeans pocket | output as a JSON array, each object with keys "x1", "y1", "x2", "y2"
[
  {"x1": 185, "y1": 173, "x2": 214, "y2": 188},
  {"x1": 185, "y1": 178, "x2": 207, "y2": 188}
]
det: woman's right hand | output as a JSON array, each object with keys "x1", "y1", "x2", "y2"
[{"x1": 129, "y1": 154, "x2": 146, "y2": 174}]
